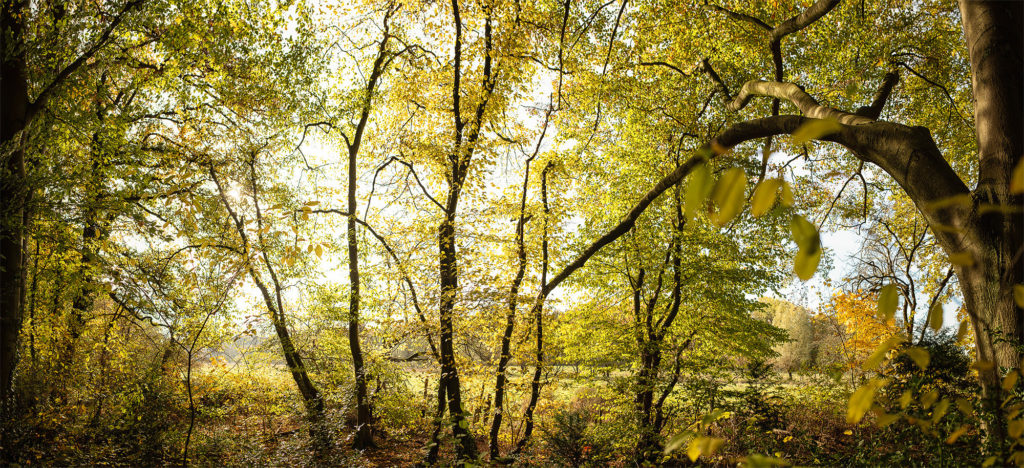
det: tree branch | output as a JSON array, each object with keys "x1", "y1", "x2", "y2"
[{"x1": 727, "y1": 81, "x2": 874, "y2": 125}]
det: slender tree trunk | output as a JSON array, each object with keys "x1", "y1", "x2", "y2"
[
  {"x1": 347, "y1": 144, "x2": 375, "y2": 449},
  {"x1": 0, "y1": 0, "x2": 28, "y2": 404},
  {"x1": 515, "y1": 164, "x2": 552, "y2": 453},
  {"x1": 489, "y1": 158, "x2": 533, "y2": 459},
  {"x1": 211, "y1": 166, "x2": 327, "y2": 445}
]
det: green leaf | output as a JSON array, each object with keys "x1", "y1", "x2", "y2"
[
  {"x1": 848, "y1": 378, "x2": 888, "y2": 424},
  {"x1": 710, "y1": 168, "x2": 747, "y2": 227},
  {"x1": 685, "y1": 164, "x2": 712, "y2": 223},
  {"x1": 904, "y1": 347, "x2": 931, "y2": 370},
  {"x1": 790, "y1": 214, "x2": 821, "y2": 281},
  {"x1": 791, "y1": 118, "x2": 842, "y2": 145},
  {"x1": 750, "y1": 178, "x2": 782, "y2": 217},
  {"x1": 877, "y1": 284, "x2": 899, "y2": 322}
]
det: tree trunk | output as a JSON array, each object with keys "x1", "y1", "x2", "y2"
[
  {"x1": 437, "y1": 212, "x2": 477, "y2": 460},
  {"x1": 957, "y1": 0, "x2": 1024, "y2": 447},
  {"x1": 0, "y1": 0, "x2": 28, "y2": 403},
  {"x1": 347, "y1": 143, "x2": 375, "y2": 448},
  {"x1": 489, "y1": 158, "x2": 533, "y2": 459},
  {"x1": 515, "y1": 164, "x2": 552, "y2": 453}
]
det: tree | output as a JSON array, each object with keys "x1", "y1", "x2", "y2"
[
  {"x1": 759, "y1": 298, "x2": 814, "y2": 379},
  {"x1": 1, "y1": 0, "x2": 145, "y2": 403},
  {"x1": 538, "y1": 0, "x2": 1020, "y2": 442}
]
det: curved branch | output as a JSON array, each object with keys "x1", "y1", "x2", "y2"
[
  {"x1": 856, "y1": 72, "x2": 900, "y2": 119},
  {"x1": 727, "y1": 80, "x2": 875, "y2": 125},
  {"x1": 770, "y1": 0, "x2": 841, "y2": 42}
]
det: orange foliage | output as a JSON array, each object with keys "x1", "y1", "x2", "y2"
[{"x1": 829, "y1": 290, "x2": 902, "y2": 368}]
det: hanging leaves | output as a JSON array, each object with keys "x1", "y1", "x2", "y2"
[
  {"x1": 710, "y1": 167, "x2": 747, "y2": 227},
  {"x1": 790, "y1": 214, "x2": 821, "y2": 280},
  {"x1": 685, "y1": 163, "x2": 712, "y2": 223},
  {"x1": 877, "y1": 284, "x2": 899, "y2": 322},
  {"x1": 928, "y1": 303, "x2": 944, "y2": 331},
  {"x1": 848, "y1": 378, "x2": 889, "y2": 424},
  {"x1": 750, "y1": 178, "x2": 783, "y2": 217}
]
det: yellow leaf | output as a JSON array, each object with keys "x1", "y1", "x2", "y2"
[
  {"x1": 900, "y1": 390, "x2": 913, "y2": 409},
  {"x1": 1010, "y1": 156, "x2": 1024, "y2": 194},
  {"x1": 957, "y1": 321, "x2": 971, "y2": 342},
  {"x1": 971, "y1": 361, "x2": 995, "y2": 372},
  {"x1": 1010, "y1": 419, "x2": 1024, "y2": 439},
  {"x1": 875, "y1": 412, "x2": 900, "y2": 427},
  {"x1": 687, "y1": 436, "x2": 725, "y2": 462},
  {"x1": 710, "y1": 168, "x2": 748, "y2": 227},
  {"x1": 1004, "y1": 371, "x2": 1020, "y2": 392},
  {"x1": 863, "y1": 336, "x2": 905, "y2": 371},
  {"x1": 848, "y1": 378, "x2": 888, "y2": 424},
  {"x1": 904, "y1": 347, "x2": 931, "y2": 370},
  {"x1": 933, "y1": 399, "x2": 950, "y2": 422},
  {"x1": 780, "y1": 181, "x2": 794, "y2": 207},
  {"x1": 790, "y1": 214, "x2": 821, "y2": 281},
  {"x1": 315, "y1": 244, "x2": 323, "y2": 258},
  {"x1": 843, "y1": 429, "x2": 852, "y2": 435},
  {"x1": 982, "y1": 456, "x2": 997, "y2": 467},
  {"x1": 926, "y1": 193, "x2": 972, "y2": 210},
  {"x1": 1014, "y1": 284, "x2": 1024, "y2": 308},
  {"x1": 948, "y1": 251, "x2": 975, "y2": 267},
  {"x1": 956, "y1": 398, "x2": 974, "y2": 419},
  {"x1": 921, "y1": 389, "x2": 939, "y2": 408},
  {"x1": 685, "y1": 164, "x2": 712, "y2": 223},
  {"x1": 928, "y1": 303, "x2": 944, "y2": 331},
  {"x1": 742, "y1": 454, "x2": 791, "y2": 467},
  {"x1": 945, "y1": 425, "x2": 970, "y2": 444},
  {"x1": 791, "y1": 118, "x2": 842, "y2": 145},
  {"x1": 877, "y1": 284, "x2": 899, "y2": 322},
  {"x1": 750, "y1": 178, "x2": 782, "y2": 217}
]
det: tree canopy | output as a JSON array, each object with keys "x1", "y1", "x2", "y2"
[{"x1": 1, "y1": 0, "x2": 1021, "y2": 465}]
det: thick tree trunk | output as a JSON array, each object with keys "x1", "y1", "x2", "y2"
[
  {"x1": 437, "y1": 212, "x2": 477, "y2": 460},
  {"x1": 957, "y1": 0, "x2": 1024, "y2": 447},
  {"x1": 0, "y1": 0, "x2": 28, "y2": 403}
]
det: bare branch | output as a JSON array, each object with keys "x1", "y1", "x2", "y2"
[{"x1": 727, "y1": 80, "x2": 875, "y2": 125}]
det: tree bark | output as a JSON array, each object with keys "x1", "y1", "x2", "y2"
[
  {"x1": 0, "y1": 0, "x2": 29, "y2": 403},
  {"x1": 488, "y1": 158, "x2": 532, "y2": 459},
  {"x1": 514, "y1": 163, "x2": 552, "y2": 453},
  {"x1": 957, "y1": 0, "x2": 1024, "y2": 447}
]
